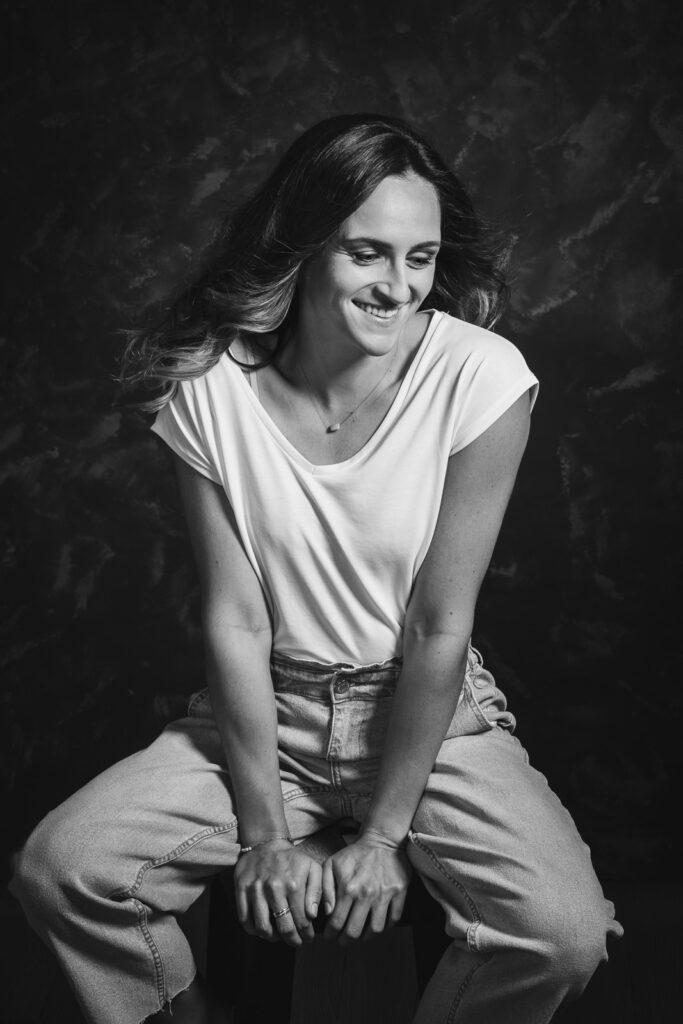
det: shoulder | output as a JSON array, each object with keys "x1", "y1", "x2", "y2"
[
  {"x1": 154, "y1": 350, "x2": 239, "y2": 444},
  {"x1": 177, "y1": 334, "x2": 274, "y2": 397},
  {"x1": 421, "y1": 313, "x2": 539, "y2": 456},
  {"x1": 428, "y1": 312, "x2": 538, "y2": 402},
  {"x1": 170, "y1": 347, "x2": 241, "y2": 409},
  {"x1": 428, "y1": 311, "x2": 530, "y2": 371}
]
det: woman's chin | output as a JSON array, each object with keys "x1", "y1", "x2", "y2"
[{"x1": 345, "y1": 305, "x2": 412, "y2": 352}]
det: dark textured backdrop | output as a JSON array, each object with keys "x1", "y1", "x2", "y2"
[{"x1": 3, "y1": 0, "x2": 682, "y2": 891}]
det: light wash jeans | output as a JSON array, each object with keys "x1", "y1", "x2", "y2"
[{"x1": 11, "y1": 645, "x2": 622, "y2": 1024}]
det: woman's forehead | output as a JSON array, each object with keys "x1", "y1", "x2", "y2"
[{"x1": 339, "y1": 174, "x2": 441, "y2": 243}]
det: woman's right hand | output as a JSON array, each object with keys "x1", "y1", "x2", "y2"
[{"x1": 234, "y1": 839, "x2": 323, "y2": 946}]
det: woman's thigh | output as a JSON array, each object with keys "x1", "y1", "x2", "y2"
[
  {"x1": 407, "y1": 723, "x2": 619, "y2": 957},
  {"x1": 14, "y1": 710, "x2": 339, "y2": 915}
]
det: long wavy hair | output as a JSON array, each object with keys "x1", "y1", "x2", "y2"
[{"x1": 121, "y1": 113, "x2": 510, "y2": 409}]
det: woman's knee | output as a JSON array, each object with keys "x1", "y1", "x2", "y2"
[
  {"x1": 11, "y1": 804, "x2": 101, "y2": 923},
  {"x1": 521, "y1": 886, "x2": 618, "y2": 993}
]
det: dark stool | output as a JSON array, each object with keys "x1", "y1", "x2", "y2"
[{"x1": 206, "y1": 823, "x2": 450, "y2": 1023}]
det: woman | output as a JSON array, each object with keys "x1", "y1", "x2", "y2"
[{"x1": 11, "y1": 113, "x2": 622, "y2": 1024}]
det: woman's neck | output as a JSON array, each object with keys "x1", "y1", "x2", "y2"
[{"x1": 279, "y1": 320, "x2": 407, "y2": 407}]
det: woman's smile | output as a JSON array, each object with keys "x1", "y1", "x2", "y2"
[
  {"x1": 295, "y1": 172, "x2": 442, "y2": 363},
  {"x1": 352, "y1": 299, "x2": 406, "y2": 321}
]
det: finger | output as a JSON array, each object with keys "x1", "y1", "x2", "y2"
[
  {"x1": 387, "y1": 890, "x2": 407, "y2": 928},
  {"x1": 263, "y1": 878, "x2": 300, "y2": 946},
  {"x1": 323, "y1": 894, "x2": 353, "y2": 941},
  {"x1": 338, "y1": 898, "x2": 372, "y2": 944},
  {"x1": 251, "y1": 883, "x2": 275, "y2": 940},
  {"x1": 363, "y1": 898, "x2": 390, "y2": 941},
  {"x1": 322, "y1": 858, "x2": 336, "y2": 916},
  {"x1": 264, "y1": 875, "x2": 299, "y2": 942},
  {"x1": 305, "y1": 860, "x2": 323, "y2": 920},
  {"x1": 235, "y1": 881, "x2": 250, "y2": 925},
  {"x1": 284, "y1": 875, "x2": 312, "y2": 944},
  {"x1": 237, "y1": 895, "x2": 257, "y2": 937},
  {"x1": 271, "y1": 903, "x2": 302, "y2": 947}
]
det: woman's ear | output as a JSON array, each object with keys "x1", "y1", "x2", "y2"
[
  {"x1": 298, "y1": 253, "x2": 315, "y2": 285},
  {"x1": 295, "y1": 255, "x2": 316, "y2": 301}
]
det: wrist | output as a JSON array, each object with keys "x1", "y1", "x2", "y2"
[
  {"x1": 239, "y1": 834, "x2": 293, "y2": 856},
  {"x1": 357, "y1": 825, "x2": 407, "y2": 850}
]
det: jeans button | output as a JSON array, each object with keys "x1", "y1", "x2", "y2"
[{"x1": 335, "y1": 680, "x2": 349, "y2": 694}]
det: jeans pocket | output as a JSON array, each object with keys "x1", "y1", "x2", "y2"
[
  {"x1": 444, "y1": 678, "x2": 492, "y2": 738},
  {"x1": 445, "y1": 660, "x2": 516, "y2": 739}
]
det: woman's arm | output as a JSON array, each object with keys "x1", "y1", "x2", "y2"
[
  {"x1": 322, "y1": 391, "x2": 532, "y2": 942},
  {"x1": 174, "y1": 457, "x2": 321, "y2": 945}
]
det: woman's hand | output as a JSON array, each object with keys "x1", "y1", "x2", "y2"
[
  {"x1": 322, "y1": 830, "x2": 412, "y2": 943},
  {"x1": 234, "y1": 839, "x2": 323, "y2": 946}
]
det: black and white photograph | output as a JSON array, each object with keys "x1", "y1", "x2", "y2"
[{"x1": 2, "y1": 1, "x2": 681, "y2": 1021}]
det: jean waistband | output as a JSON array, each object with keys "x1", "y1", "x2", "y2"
[
  {"x1": 270, "y1": 651, "x2": 403, "y2": 691},
  {"x1": 269, "y1": 644, "x2": 482, "y2": 693}
]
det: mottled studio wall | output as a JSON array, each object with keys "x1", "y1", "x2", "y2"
[{"x1": 3, "y1": 0, "x2": 681, "y2": 883}]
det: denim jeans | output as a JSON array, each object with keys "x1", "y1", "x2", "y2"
[{"x1": 11, "y1": 645, "x2": 622, "y2": 1024}]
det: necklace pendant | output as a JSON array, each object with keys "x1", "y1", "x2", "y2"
[{"x1": 327, "y1": 423, "x2": 341, "y2": 433}]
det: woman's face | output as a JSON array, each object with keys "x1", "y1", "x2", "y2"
[{"x1": 297, "y1": 173, "x2": 441, "y2": 358}]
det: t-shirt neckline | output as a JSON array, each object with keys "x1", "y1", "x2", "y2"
[{"x1": 226, "y1": 309, "x2": 444, "y2": 474}]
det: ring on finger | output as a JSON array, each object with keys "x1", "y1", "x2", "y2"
[{"x1": 271, "y1": 905, "x2": 292, "y2": 920}]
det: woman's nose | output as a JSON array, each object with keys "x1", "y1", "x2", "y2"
[{"x1": 380, "y1": 261, "x2": 411, "y2": 303}]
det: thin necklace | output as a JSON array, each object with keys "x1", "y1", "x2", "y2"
[{"x1": 296, "y1": 354, "x2": 396, "y2": 433}]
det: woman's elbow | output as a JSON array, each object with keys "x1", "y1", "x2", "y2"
[
  {"x1": 403, "y1": 617, "x2": 473, "y2": 647},
  {"x1": 201, "y1": 602, "x2": 272, "y2": 651}
]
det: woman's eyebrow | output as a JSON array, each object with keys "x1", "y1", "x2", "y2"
[{"x1": 341, "y1": 236, "x2": 441, "y2": 250}]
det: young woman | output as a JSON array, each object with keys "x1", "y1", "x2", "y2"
[{"x1": 11, "y1": 113, "x2": 622, "y2": 1024}]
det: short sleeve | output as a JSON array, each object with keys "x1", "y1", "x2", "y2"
[
  {"x1": 449, "y1": 334, "x2": 539, "y2": 456},
  {"x1": 150, "y1": 379, "x2": 222, "y2": 484}
]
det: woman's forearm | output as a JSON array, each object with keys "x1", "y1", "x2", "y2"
[
  {"x1": 359, "y1": 632, "x2": 470, "y2": 846},
  {"x1": 204, "y1": 625, "x2": 290, "y2": 846}
]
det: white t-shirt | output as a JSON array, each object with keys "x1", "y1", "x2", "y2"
[{"x1": 151, "y1": 310, "x2": 539, "y2": 667}]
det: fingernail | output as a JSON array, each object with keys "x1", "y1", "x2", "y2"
[
  {"x1": 323, "y1": 901, "x2": 332, "y2": 914},
  {"x1": 311, "y1": 902, "x2": 318, "y2": 915}
]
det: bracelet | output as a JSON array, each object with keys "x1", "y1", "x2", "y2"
[{"x1": 239, "y1": 836, "x2": 293, "y2": 856}]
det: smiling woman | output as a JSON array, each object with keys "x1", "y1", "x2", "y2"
[
  {"x1": 119, "y1": 114, "x2": 509, "y2": 414},
  {"x1": 303, "y1": 172, "x2": 441, "y2": 346},
  {"x1": 10, "y1": 114, "x2": 622, "y2": 1024},
  {"x1": 259, "y1": 173, "x2": 442, "y2": 461}
]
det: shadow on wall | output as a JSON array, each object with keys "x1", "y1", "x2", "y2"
[{"x1": 2, "y1": 0, "x2": 681, "y2": 885}]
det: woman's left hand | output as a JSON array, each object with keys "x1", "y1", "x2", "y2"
[{"x1": 322, "y1": 830, "x2": 412, "y2": 943}]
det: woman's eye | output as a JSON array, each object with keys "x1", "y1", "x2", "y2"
[
  {"x1": 409, "y1": 255, "x2": 436, "y2": 268},
  {"x1": 349, "y1": 251, "x2": 437, "y2": 267}
]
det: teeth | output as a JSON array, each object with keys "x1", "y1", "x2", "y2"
[{"x1": 354, "y1": 302, "x2": 400, "y2": 320}]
